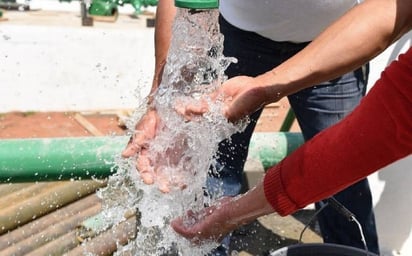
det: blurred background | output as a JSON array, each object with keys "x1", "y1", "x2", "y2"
[{"x1": 0, "y1": 0, "x2": 157, "y2": 112}]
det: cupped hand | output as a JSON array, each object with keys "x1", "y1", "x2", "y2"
[
  {"x1": 121, "y1": 109, "x2": 164, "y2": 189},
  {"x1": 121, "y1": 109, "x2": 188, "y2": 193},
  {"x1": 171, "y1": 197, "x2": 238, "y2": 243},
  {"x1": 122, "y1": 109, "x2": 159, "y2": 158},
  {"x1": 171, "y1": 183, "x2": 275, "y2": 243},
  {"x1": 176, "y1": 75, "x2": 273, "y2": 123}
]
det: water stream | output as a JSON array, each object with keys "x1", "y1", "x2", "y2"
[{"x1": 90, "y1": 8, "x2": 248, "y2": 255}]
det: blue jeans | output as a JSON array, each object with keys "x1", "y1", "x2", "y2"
[{"x1": 207, "y1": 15, "x2": 380, "y2": 255}]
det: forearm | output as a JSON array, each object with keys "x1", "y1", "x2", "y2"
[
  {"x1": 263, "y1": 49, "x2": 412, "y2": 215},
  {"x1": 151, "y1": 0, "x2": 176, "y2": 96},
  {"x1": 224, "y1": 182, "x2": 274, "y2": 228},
  {"x1": 258, "y1": 0, "x2": 412, "y2": 101}
]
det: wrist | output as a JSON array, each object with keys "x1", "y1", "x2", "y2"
[
  {"x1": 255, "y1": 72, "x2": 285, "y2": 104},
  {"x1": 227, "y1": 183, "x2": 274, "y2": 227}
]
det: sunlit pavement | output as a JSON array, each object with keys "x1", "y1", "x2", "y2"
[{"x1": 0, "y1": 8, "x2": 154, "y2": 112}]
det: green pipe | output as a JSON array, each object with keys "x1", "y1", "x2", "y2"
[
  {"x1": 88, "y1": 0, "x2": 158, "y2": 17},
  {"x1": 0, "y1": 136, "x2": 129, "y2": 183},
  {"x1": 249, "y1": 132, "x2": 304, "y2": 170},
  {"x1": 175, "y1": 0, "x2": 219, "y2": 9},
  {"x1": 0, "y1": 133, "x2": 303, "y2": 183},
  {"x1": 279, "y1": 108, "x2": 296, "y2": 132}
]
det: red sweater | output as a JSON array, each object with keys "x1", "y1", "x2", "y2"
[{"x1": 264, "y1": 47, "x2": 412, "y2": 216}]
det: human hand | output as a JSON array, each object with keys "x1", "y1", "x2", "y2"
[
  {"x1": 171, "y1": 197, "x2": 238, "y2": 243},
  {"x1": 176, "y1": 75, "x2": 273, "y2": 122},
  {"x1": 171, "y1": 183, "x2": 275, "y2": 243},
  {"x1": 121, "y1": 109, "x2": 163, "y2": 187},
  {"x1": 122, "y1": 109, "x2": 189, "y2": 193}
]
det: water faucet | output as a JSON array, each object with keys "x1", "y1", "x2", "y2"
[{"x1": 174, "y1": 0, "x2": 219, "y2": 9}]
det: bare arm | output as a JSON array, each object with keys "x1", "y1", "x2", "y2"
[
  {"x1": 171, "y1": 182, "x2": 273, "y2": 242},
  {"x1": 172, "y1": 0, "x2": 412, "y2": 241},
  {"x1": 150, "y1": 0, "x2": 176, "y2": 99},
  {"x1": 122, "y1": 1, "x2": 176, "y2": 166},
  {"x1": 262, "y1": 0, "x2": 412, "y2": 102},
  {"x1": 199, "y1": 0, "x2": 412, "y2": 122}
]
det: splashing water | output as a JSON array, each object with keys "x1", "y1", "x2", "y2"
[{"x1": 94, "y1": 9, "x2": 248, "y2": 255}]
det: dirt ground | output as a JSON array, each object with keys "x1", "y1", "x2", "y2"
[
  {"x1": 0, "y1": 111, "x2": 127, "y2": 139},
  {"x1": 0, "y1": 98, "x2": 300, "y2": 139}
]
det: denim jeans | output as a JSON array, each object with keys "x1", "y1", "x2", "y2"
[{"x1": 206, "y1": 15, "x2": 380, "y2": 255}]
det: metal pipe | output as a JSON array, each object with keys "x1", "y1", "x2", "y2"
[
  {"x1": 0, "y1": 183, "x2": 28, "y2": 197},
  {"x1": 0, "y1": 182, "x2": 59, "y2": 210},
  {"x1": 0, "y1": 204, "x2": 100, "y2": 256},
  {"x1": 0, "y1": 136, "x2": 129, "y2": 183},
  {"x1": 279, "y1": 108, "x2": 296, "y2": 132},
  {"x1": 0, "y1": 133, "x2": 303, "y2": 183},
  {"x1": 0, "y1": 193, "x2": 101, "y2": 250},
  {"x1": 249, "y1": 132, "x2": 304, "y2": 170},
  {"x1": 0, "y1": 133, "x2": 304, "y2": 254},
  {"x1": 29, "y1": 230, "x2": 80, "y2": 256},
  {"x1": 65, "y1": 215, "x2": 137, "y2": 256},
  {"x1": 0, "y1": 180, "x2": 105, "y2": 235}
]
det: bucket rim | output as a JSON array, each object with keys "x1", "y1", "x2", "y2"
[{"x1": 269, "y1": 243, "x2": 378, "y2": 256}]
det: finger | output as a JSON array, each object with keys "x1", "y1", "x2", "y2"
[
  {"x1": 136, "y1": 150, "x2": 154, "y2": 184},
  {"x1": 156, "y1": 167, "x2": 171, "y2": 193},
  {"x1": 121, "y1": 141, "x2": 140, "y2": 157},
  {"x1": 184, "y1": 100, "x2": 209, "y2": 116},
  {"x1": 140, "y1": 171, "x2": 155, "y2": 185},
  {"x1": 122, "y1": 133, "x2": 142, "y2": 157},
  {"x1": 171, "y1": 217, "x2": 192, "y2": 236},
  {"x1": 175, "y1": 98, "x2": 209, "y2": 118},
  {"x1": 122, "y1": 131, "x2": 148, "y2": 157},
  {"x1": 158, "y1": 182, "x2": 171, "y2": 194},
  {"x1": 171, "y1": 217, "x2": 202, "y2": 244},
  {"x1": 173, "y1": 173, "x2": 187, "y2": 191},
  {"x1": 174, "y1": 103, "x2": 193, "y2": 121},
  {"x1": 174, "y1": 98, "x2": 193, "y2": 119}
]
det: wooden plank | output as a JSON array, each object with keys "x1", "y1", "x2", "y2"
[
  {"x1": 73, "y1": 113, "x2": 104, "y2": 136},
  {"x1": 89, "y1": 14, "x2": 118, "y2": 23}
]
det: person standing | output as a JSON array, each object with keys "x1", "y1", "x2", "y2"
[
  {"x1": 213, "y1": 1, "x2": 379, "y2": 254},
  {"x1": 123, "y1": 0, "x2": 380, "y2": 254},
  {"x1": 171, "y1": 0, "x2": 412, "y2": 246}
]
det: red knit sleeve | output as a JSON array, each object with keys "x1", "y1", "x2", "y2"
[{"x1": 264, "y1": 47, "x2": 412, "y2": 216}]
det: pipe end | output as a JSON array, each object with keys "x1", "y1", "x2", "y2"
[{"x1": 174, "y1": 0, "x2": 218, "y2": 9}]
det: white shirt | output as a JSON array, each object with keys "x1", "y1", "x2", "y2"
[{"x1": 219, "y1": 0, "x2": 360, "y2": 42}]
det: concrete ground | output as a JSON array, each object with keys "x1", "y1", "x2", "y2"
[{"x1": 0, "y1": 5, "x2": 155, "y2": 112}]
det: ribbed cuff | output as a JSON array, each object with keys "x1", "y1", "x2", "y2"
[{"x1": 263, "y1": 162, "x2": 298, "y2": 216}]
